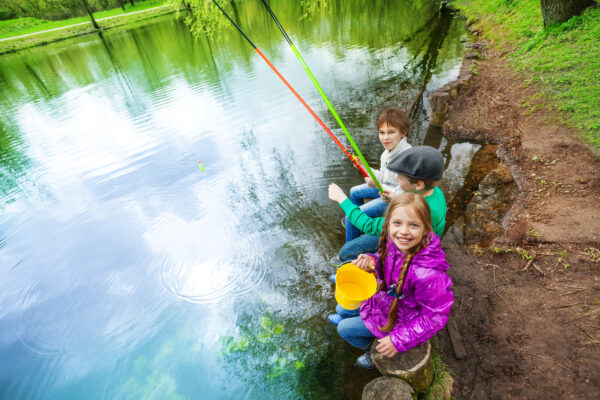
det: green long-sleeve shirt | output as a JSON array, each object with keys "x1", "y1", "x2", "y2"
[{"x1": 339, "y1": 187, "x2": 447, "y2": 237}]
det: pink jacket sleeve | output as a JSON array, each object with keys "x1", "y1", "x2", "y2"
[{"x1": 389, "y1": 269, "x2": 454, "y2": 352}]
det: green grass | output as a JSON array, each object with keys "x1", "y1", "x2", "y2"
[
  {"x1": 451, "y1": 0, "x2": 600, "y2": 148},
  {"x1": 420, "y1": 350, "x2": 453, "y2": 400},
  {"x1": 0, "y1": 0, "x2": 167, "y2": 39}
]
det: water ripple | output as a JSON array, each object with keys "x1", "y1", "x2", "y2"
[{"x1": 156, "y1": 234, "x2": 266, "y2": 307}]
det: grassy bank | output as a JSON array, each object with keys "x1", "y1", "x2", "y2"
[
  {"x1": 0, "y1": 0, "x2": 174, "y2": 54},
  {"x1": 0, "y1": 0, "x2": 167, "y2": 39},
  {"x1": 451, "y1": 0, "x2": 600, "y2": 148}
]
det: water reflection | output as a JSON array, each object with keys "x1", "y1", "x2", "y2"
[{"x1": 0, "y1": 1, "x2": 484, "y2": 398}]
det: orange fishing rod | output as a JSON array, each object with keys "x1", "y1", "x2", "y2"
[{"x1": 210, "y1": 0, "x2": 368, "y2": 177}]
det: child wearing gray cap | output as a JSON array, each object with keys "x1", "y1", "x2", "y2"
[{"x1": 328, "y1": 146, "x2": 447, "y2": 275}]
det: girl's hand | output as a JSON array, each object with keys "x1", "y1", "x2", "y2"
[
  {"x1": 351, "y1": 254, "x2": 375, "y2": 271},
  {"x1": 365, "y1": 177, "x2": 376, "y2": 188},
  {"x1": 328, "y1": 183, "x2": 348, "y2": 204},
  {"x1": 376, "y1": 336, "x2": 398, "y2": 358}
]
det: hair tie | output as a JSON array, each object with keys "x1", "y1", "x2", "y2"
[{"x1": 386, "y1": 285, "x2": 404, "y2": 299}]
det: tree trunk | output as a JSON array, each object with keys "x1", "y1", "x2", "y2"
[
  {"x1": 81, "y1": 0, "x2": 100, "y2": 29},
  {"x1": 118, "y1": 0, "x2": 126, "y2": 12},
  {"x1": 540, "y1": 0, "x2": 594, "y2": 27},
  {"x1": 362, "y1": 377, "x2": 414, "y2": 400},
  {"x1": 129, "y1": 0, "x2": 135, "y2": 6},
  {"x1": 371, "y1": 341, "x2": 434, "y2": 392}
]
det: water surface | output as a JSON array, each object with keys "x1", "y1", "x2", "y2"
[{"x1": 0, "y1": 1, "x2": 479, "y2": 398}]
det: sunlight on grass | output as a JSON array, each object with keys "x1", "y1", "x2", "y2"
[
  {"x1": 452, "y1": 0, "x2": 600, "y2": 148},
  {"x1": 0, "y1": 0, "x2": 167, "y2": 39}
]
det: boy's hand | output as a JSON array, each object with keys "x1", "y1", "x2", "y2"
[
  {"x1": 365, "y1": 177, "x2": 376, "y2": 188},
  {"x1": 376, "y1": 336, "x2": 398, "y2": 358},
  {"x1": 380, "y1": 189, "x2": 393, "y2": 203},
  {"x1": 351, "y1": 254, "x2": 375, "y2": 271},
  {"x1": 328, "y1": 183, "x2": 348, "y2": 204},
  {"x1": 354, "y1": 157, "x2": 365, "y2": 170}
]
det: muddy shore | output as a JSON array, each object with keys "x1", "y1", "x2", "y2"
[{"x1": 435, "y1": 38, "x2": 600, "y2": 399}]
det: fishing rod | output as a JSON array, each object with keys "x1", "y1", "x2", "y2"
[
  {"x1": 259, "y1": 0, "x2": 384, "y2": 194},
  {"x1": 210, "y1": 0, "x2": 368, "y2": 178}
]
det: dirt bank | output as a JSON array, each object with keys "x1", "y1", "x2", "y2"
[{"x1": 436, "y1": 41, "x2": 600, "y2": 399}]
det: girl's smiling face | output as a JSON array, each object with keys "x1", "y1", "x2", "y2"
[
  {"x1": 378, "y1": 123, "x2": 405, "y2": 151},
  {"x1": 388, "y1": 205, "x2": 427, "y2": 252}
]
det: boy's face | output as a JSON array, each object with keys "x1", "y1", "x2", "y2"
[
  {"x1": 378, "y1": 123, "x2": 405, "y2": 151},
  {"x1": 395, "y1": 174, "x2": 421, "y2": 193}
]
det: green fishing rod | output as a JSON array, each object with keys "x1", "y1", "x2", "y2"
[
  {"x1": 259, "y1": 0, "x2": 385, "y2": 194},
  {"x1": 210, "y1": 0, "x2": 369, "y2": 178}
]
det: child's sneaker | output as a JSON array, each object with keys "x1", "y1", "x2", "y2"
[
  {"x1": 329, "y1": 273, "x2": 336, "y2": 284},
  {"x1": 327, "y1": 313, "x2": 342, "y2": 325},
  {"x1": 356, "y1": 352, "x2": 376, "y2": 369},
  {"x1": 329, "y1": 256, "x2": 344, "y2": 267}
]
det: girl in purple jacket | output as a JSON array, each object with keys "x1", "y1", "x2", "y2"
[{"x1": 328, "y1": 193, "x2": 453, "y2": 369}]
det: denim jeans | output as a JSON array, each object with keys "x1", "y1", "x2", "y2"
[
  {"x1": 335, "y1": 304, "x2": 375, "y2": 349},
  {"x1": 339, "y1": 235, "x2": 380, "y2": 262},
  {"x1": 346, "y1": 184, "x2": 387, "y2": 242}
]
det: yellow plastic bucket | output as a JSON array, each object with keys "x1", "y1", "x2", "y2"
[{"x1": 335, "y1": 263, "x2": 377, "y2": 310}]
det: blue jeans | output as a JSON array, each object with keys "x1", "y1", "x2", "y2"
[
  {"x1": 346, "y1": 184, "x2": 387, "y2": 242},
  {"x1": 335, "y1": 304, "x2": 375, "y2": 349},
  {"x1": 339, "y1": 235, "x2": 380, "y2": 262}
]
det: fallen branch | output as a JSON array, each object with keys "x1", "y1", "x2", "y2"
[
  {"x1": 522, "y1": 252, "x2": 537, "y2": 271},
  {"x1": 565, "y1": 307, "x2": 600, "y2": 323},
  {"x1": 576, "y1": 325, "x2": 600, "y2": 344},
  {"x1": 482, "y1": 263, "x2": 501, "y2": 269},
  {"x1": 535, "y1": 251, "x2": 557, "y2": 256},
  {"x1": 521, "y1": 350, "x2": 572, "y2": 371},
  {"x1": 446, "y1": 318, "x2": 467, "y2": 360},
  {"x1": 532, "y1": 262, "x2": 545, "y2": 275},
  {"x1": 559, "y1": 288, "x2": 587, "y2": 297},
  {"x1": 557, "y1": 302, "x2": 588, "y2": 309}
]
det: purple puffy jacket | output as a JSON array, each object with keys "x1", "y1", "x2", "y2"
[{"x1": 359, "y1": 232, "x2": 454, "y2": 353}]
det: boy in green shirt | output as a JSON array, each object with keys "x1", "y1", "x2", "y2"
[{"x1": 328, "y1": 146, "x2": 447, "y2": 273}]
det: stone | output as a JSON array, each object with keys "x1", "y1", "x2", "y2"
[
  {"x1": 448, "y1": 84, "x2": 459, "y2": 100},
  {"x1": 463, "y1": 164, "x2": 518, "y2": 245},
  {"x1": 371, "y1": 341, "x2": 434, "y2": 392},
  {"x1": 429, "y1": 92, "x2": 449, "y2": 126},
  {"x1": 362, "y1": 377, "x2": 414, "y2": 400}
]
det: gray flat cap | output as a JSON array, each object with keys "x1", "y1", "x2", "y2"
[{"x1": 386, "y1": 146, "x2": 444, "y2": 181}]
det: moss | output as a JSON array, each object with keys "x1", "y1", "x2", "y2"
[
  {"x1": 451, "y1": 0, "x2": 600, "y2": 148},
  {"x1": 420, "y1": 350, "x2": 454, "y2": 400}
]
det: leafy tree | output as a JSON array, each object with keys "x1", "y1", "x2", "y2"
[
  {"x1": 540, "y1": 0, "x2": 595, "y2": 26},
  {"x1": 172, "y1": 0, "x2": 232, "y2": 39}
]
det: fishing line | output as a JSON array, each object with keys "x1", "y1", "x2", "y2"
[
  {"x1": 259, "y1": 0, "x2": 385, "y2": 193},
  {"x1": 210, "y1": 0, "x2": 368, "y2": 177}
]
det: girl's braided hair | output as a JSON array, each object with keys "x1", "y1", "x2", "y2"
[{"x1": 377, "y1": 193, "x2": 432, "y2": 332}]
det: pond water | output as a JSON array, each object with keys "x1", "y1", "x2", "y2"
[{"x1": 0, "y1": 1, "x2": 487, "y2": 398}]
